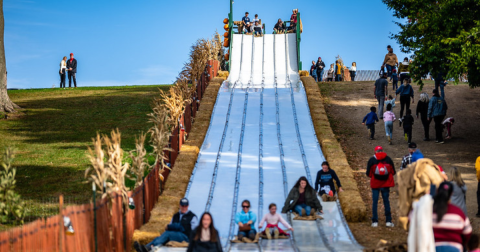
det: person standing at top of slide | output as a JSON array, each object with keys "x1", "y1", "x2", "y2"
[
  {"x1": 316, "y1": 57, "x2": 325, "y2": 82},
  {"x1": 66, "y1": 53, "x2": 77, "y2": 88},
  {"x1": 242, "y1": 12, "x2": 250, "y2": 27},
  {"x1": 382, "y1": 45, "x2": 398, "y2": 77},
  {"x1": 59, "y1": 56, "x2": 67, "y2": 89}
]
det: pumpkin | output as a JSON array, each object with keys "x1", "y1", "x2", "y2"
[
  {"x1": 224, "y1": 24, "x2": 229, "y2": 31},
  {"x1": 224, "y1": 32, "x2": 229, "y2": 38},
  {"x1": 223, "y1": 18, "x2": 229, "y2": 24},
  {"x1": 223, "y1": 39, "x2": 229, "y2": 47},
  {"x1": 225, "y1": 53, "x2": 229, "y2": 61}
]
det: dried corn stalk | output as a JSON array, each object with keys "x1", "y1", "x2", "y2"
[
  {"x1": 148, "y1": 104, "x2": 172, "y2": 173},
  {"x1": 86, "y1": 134, "x2": 109, "y2": 199},
  {"x1": 127, "y1": 133, "x2": 148, "y2": 187}
]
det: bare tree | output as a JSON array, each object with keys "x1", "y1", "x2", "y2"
[{"x1": 0, "y1": 0, "x2": 19, "y2": 113}]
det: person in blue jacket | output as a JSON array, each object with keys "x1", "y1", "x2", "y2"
[
  {"x1": 428, "y1": 89, "x2": 448, "y2": 144},
  {"x1": 362, "y1": 106, "x2": 379, "y2": 140},
  {"x1": 395, "y1": 78, "x2": 414, "y2": 125},
  {"x1": 235, "y1": 199, "x2": 257, "y2": 241}
]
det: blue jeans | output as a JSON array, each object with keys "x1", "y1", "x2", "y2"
[
  {"x1": 147, "y1": 231, "x2": 189, "y2": 247},
  {"x1": 435, "y1": 245, "x2": 461, "y2": 252},
  {"x1": 371, "y1": 188, "x2": 391, "y2": 223},
  {"x1": 386, "y1": 65, "x2": 395, "y2": 77},
  {"x1": 238, "y1": 229, "x2": 257, "y2": 239},
  {"x1": 384, "y1": 121, "x2": 393, "y2": 139},
  {"x1": 377, "y1": 96, "x2": 385, "y2": 118},
  {"x1": 312, "y1": 74, "x2": 317, "y2": 81},
  {"x1": 294, "y1": 204, "x2": 311, "y2": 216},
  {"x1": 440, "y1": 84, "x2": 445, "y2": 99},
  {"x1": 317, "y1": 70, "x2": 324, "y2": 82}
]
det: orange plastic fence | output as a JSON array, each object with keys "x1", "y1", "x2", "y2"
[{"x1": 0, "y1": 63, "x2": 215, "y2": 251}]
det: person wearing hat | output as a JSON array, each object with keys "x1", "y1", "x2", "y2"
[
  {"x1": 134, "y1": 198, "x2": 198, "y2": 252},
  {"x1": 66, "y1": 53, "x2": 77, "y2": 88},
  {"x1": 316, "y1": 57, "x2": 325, "y2": 82},
  {"x1": 428, "y1": 88, "x2": 448, "y2": 144},
  {"x1": 400, "y1": 142, "x2": 418, "y2": 170},
  {"x1": 366, "y1": 146, "x2": 396, "y2": 228}
]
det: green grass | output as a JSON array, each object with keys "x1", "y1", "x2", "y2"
[{"x1": 0, "y1": 85, "x2": 171, "y2": 225}]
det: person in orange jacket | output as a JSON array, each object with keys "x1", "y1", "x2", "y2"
[{"x1": 476, "y1": 156, "x2": 480, "y2": 217}]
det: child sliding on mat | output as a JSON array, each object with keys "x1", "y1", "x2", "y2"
[{"x1": 258, "y1": 203, "x2": 293, "y2": 239}]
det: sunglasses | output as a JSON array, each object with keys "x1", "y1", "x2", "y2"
[{"x1": 242, "y1": 205, "x2": 250, "y2": 208}]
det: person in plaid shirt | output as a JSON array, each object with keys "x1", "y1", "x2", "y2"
[{"x1": 400, "y1": 142, "x2": 417, "y2": 170}]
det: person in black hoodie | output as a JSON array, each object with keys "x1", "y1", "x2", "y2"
[
  {"x1": 315, "y1": 161, "x2": 343, "y2": 201},
  {"x1": 416, "y1": 92, "x2": 431, "y2": 141},
  {"x1": 402, "y1": 109, "x2": 414, "y2": 144},
  {"x1": 316, "y1": 57, "x2": 326, "y2": 82},
  {"x1": 187, "y1": 212, "x2": 223, "y2": 252}
]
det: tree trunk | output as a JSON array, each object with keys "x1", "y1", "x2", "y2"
[{"x1": 0, "y1": 0, "x2": 19, "y2": 113}]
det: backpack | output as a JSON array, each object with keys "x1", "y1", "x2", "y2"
[{"x1": 374, "y1": 162, "x2": 389, "y2": 180}]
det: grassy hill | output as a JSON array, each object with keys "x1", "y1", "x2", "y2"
[{"x1": 0, "y1": 85, "x2": 171, "y2": 225}]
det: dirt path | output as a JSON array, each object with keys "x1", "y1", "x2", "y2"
[{"x1": 318, "y1": 81, "x2": 480, "y2": 249}]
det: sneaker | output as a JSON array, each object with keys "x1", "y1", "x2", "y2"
[
  {"x1": 386, "y1": 222, "x2": 394, "y2": 227},
  {"x1": 369, "y1": 137, "x2": 374, "y2": 140},
  {"x1": 273, "y1": 228, "x2": 280, "y2": 239},
  {"x1": 436, "y1": 141, "x2": 445, "y2": 144},
  {"x1": 404, "y1": 134, "x2": 408, "y2": 141},
  {"x1": 265, "y1": 227, "x2": 272, "y2": 239},
  {"x1": 133, "y1": 241, "x2": 149, "y2": 252},
  {"x1": 371, "y1": 222, "x2": 378, "y2": 227}
]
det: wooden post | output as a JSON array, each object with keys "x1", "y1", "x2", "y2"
[{"x1": 59, "y1": 194, "x2": 64, "y2": 252}]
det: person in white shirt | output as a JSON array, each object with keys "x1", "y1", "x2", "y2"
[
  {"x1": 258, "y1": 203, "x2": 293, "y2": 239},
  {"x1": 252, "y1": 14, "x2": 260, "y2": 24},
  {"x1": 59, "y1": 56, "x2": 67, "y2": 88},
  {"x1": 253, "y1": 21, "x2": 263, "y2": 36},
  {"x1": 350, "y1": 62, "x2": 357, "y2": 81}
]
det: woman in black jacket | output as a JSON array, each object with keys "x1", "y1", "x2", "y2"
[
  {"x1": 314, "y1": 161, "x2": 343, "y2": 198},
  {"x1": 416, "y1": 92, "x2": 431, "y2": 141},
  {"x1": 187, "y1": 212, "x2": 223, "y2": 252},
  {"x1": 282, "y1": 176, "x2": 322, "y2": 216}
]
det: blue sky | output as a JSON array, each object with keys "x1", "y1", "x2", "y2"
[{"x1": 4, "y1": 0, "x2": 409, "y2": 89}]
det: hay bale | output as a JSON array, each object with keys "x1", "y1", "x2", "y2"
[
  {"x1": 132, "y1": 79, "x2": 221, "y2": 250},
  {"x1": 218, "y1": 71, "x2": 229, "y2": 78},
  {"x1": 299, "y1": 70, "x2": 309, "y2": 77},
  {"x1": 301, "y1": 76, "x2": 367, "y2": 222}
]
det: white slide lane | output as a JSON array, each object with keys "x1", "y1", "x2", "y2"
[{"x1": 156, "y1": 34, "x2": 362, "y2": 252}]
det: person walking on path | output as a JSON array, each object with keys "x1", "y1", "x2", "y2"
[
  {"x1": 316, "y1": 57, "x2": 325, "y2": 82},
  {"x1": 310, "y1": 61, "x2": 317, "y2": 81},
  {"x1": 134, "y1": 198, "x2": 198, "y2": 252},
  {"x1": 259, "y1": 203, "x2": 293, "y2": 239},
  {"x1": 66, "y1": 53, "x2": 77, "y2": 88},
  {"x1": 362, "y1": 106, "x2": 379, "y2": 140},
  {"x1": 476, "y1": 156, "x2": 480, "y2": 217},
  {"x1": 416, "y1": 92, "x2": 431, "y2": 141},
  {"x1": 432, "y1": 182, "x2": 472, "y2": 252},
  {"x1": 187, "y1": 212, "x2": 223, "y2": 252},
  {"x1": 400, "y1": 142, "x2": 418, "y2": 170},
  {"x1": 398, "y1": 57, "x2": 410, "y2": 85},
  {"x1": 350, "y1": 62, "x2": 357, "y2": 81},
  {"x1": 59, "y1": 56, "x2": 67, "y2": 89},
  {"x1": 382, "y1": 45, "x2": 398, "y2": 77},
  {"x1": 235, "y1": 199, "x2": 257, "y2": 241},
  {"x1": 314, "y1": 161, "x2": 343, "y2": 200},
  {"x1": 396, "y1": 78, "x2": 414, "y2": 124},
  {"x1": 428, "y1": 89, "x2": 448, "y2": 144},
  {"x1": 402, "y1": 109, "x2": 414, "y2": 144},
  {"x1": 282, "y1": 176, "x2": 322, "y2": 217},
  {"x1": 366, "y1": 146, "x2": 396, "y2": 228},
  {"x1": 449, "y1": 167, "x2": 467, "y2": 215},
  {"x1": 383, "y1": 103, "x2": 396, "y2": 145},
  {"x1": 374, "y1": 72, "x2": 388, "y2": 119}
]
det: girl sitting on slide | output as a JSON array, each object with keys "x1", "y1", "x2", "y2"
[
  {"x1": 282, "y1": 176, "x2": 323, "y2": 216},
  {"x1": 258, "y1": 203, "x2": 293, "y2": 239}
]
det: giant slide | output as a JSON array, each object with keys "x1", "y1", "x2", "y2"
[{"x1": 158, "y1": 34, "x2": 363, "y2": 252}]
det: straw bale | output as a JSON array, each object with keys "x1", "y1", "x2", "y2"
[
  {"x1": 301, "y1": 76, "x2": 366, "y2": 222},
  {"x1": 299, "y1": 70, "x2": 309, "y2": 77},
  {"x1": 218, "y1": 71, "x2": 229, "y2": 78},
  {"x1": 132, "y1": 78, "x2": 221, "y2": 249}
]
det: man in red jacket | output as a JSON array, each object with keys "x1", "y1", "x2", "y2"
[{"x1": 366, "y1": 146, "x2": 396, "y2": 228}]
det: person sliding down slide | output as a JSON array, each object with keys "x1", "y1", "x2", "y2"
[{"x1": 258, "y1": 203, "x2": 293, "y2": 239}]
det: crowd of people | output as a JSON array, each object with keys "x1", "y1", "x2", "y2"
[
  {"x1": 133, "y1": 171, "x2": 345, "y2": 251},
  {"x1": 240, "y1": 9, "x2": 299, "y2": 36},
  {"x1": 309, "y1": 58, "x2": 356, "y2": 82}
]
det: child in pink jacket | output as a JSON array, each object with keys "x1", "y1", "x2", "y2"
[
  {"x1": 258, "y1": 203, "x2": 293, "y2": 239},
  {"x1": 383, "y1": 103, "x2": 396, "y2": 145}
]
